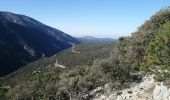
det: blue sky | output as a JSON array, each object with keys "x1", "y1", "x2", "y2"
[{"x1": 0, "y1": 0, "x2": 170, "y2": 38}]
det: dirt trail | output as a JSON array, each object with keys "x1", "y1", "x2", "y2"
[{"x1": 55, "y1": 59, "x2": 66, "y2": 69}]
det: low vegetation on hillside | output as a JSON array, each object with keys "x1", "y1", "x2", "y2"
[
  {"x1": 0, "y1": 42, "x2": 116, "y2": 99},
  {"x1": 1, "y1": 7, "x2": 170, "y2": 100},
  {"x1": 141, "y1": 22, "x2": 170, "y2": 81}
]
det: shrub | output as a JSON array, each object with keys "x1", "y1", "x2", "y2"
[{"x1": 141, "y1": 22, "x2": 170, "y2": 80}]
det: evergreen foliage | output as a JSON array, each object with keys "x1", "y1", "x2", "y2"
[{"x1": 1, "y1": 7, "x2": 170, "y2": 99}]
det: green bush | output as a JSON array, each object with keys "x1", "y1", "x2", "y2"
[
  {"x1": 141, "y1": 22, "x2": 170, "y2": 80},
  {"x1": 0, "y1": 87, "x2": 8, "y2": 98}
]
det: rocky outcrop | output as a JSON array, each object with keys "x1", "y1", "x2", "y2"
[
  {"x1": 114, "y1": 75, "x2": 155, "y2": 100},
  {"x1": 93, "y1": 75, "x2": 170, "y2": 100},
  {"x1": 153, "y1": 82, "x2": 170, "y2": 100},
  {"x1": 90, "y1": 87, "x2": 103, "y2": 97}
]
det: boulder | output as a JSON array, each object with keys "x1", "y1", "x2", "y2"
[{"x1": 153, "y1": 82, "x2": 170, "y2": 100}]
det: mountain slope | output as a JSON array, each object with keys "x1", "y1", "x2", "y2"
[
  {"x1": 1, "y1": 8, "x2": 170, "y2": 100},
  {"x1": 0, "y1": 12, "x2": 79, "y2": 76},
  {"x1": 1, "y1": 42, "x2": 116, "y2": 86}
]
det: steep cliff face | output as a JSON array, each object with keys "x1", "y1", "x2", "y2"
[{"x1": 0, "y1": 12, "x2": 80, "y2": 76}]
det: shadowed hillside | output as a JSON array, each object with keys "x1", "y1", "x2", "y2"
[{"x1": 0, "y1": 12, "x2": 79, "y2": 76}]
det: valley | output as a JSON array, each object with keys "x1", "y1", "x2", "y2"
[
  {"x1": 0, "y1": 2, "x2": 170, "y2": 100},
  {"x1": 0, "y1": 12, "x2": 79, "y2": 76}
]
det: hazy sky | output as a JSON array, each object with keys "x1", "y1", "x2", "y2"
[{"x1": 0, "y1": 0, "x2": 170, "y2": 38}]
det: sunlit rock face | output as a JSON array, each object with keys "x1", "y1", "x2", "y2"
[
  {"x1": 93, "y1": 75, "x2": 170, "y2": 100},
  {"x1": 153, "y1": 83, "x2": 170, "y2": 100}
]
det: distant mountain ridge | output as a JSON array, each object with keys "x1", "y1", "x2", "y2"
[
  {"x1": 77, "y1": 36, "x2": 114, "y2": 43},
  {"x1": 0, "y1": 11, "x2": 80, "y2": 76}
]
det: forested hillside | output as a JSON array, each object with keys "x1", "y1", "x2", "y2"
[
  {"x1": 1, "y1": 8, "x2": 170, "y2": 100},
  {"x1": 0, "y1": 41, "x2": 116, "y2": 99},
  {"x1": 0, "y1": 12, "x2": 79, "y2": 76}
]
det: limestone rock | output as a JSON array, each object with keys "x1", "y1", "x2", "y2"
[{"x1": 153, "y1": 82, "x2": 170, "y2": 100}]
